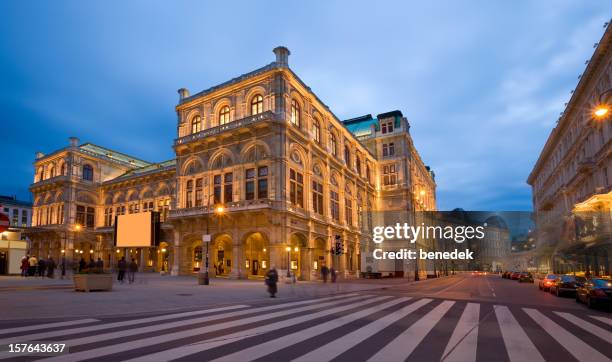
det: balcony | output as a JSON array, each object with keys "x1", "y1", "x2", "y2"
[
  {"x1": 29, "y1": 175, "x2": 71, "y2": 191},
  {"x1": 174, "y1": 111, "x2": 279, "y2": 147},
  {"x1": 578, "y1": 157, "x2": 595, "y2": 173},
  {"x1": 168, "y1": 199, "x2": 277, "y2": 219}
]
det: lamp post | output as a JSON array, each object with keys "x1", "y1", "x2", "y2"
[
  {"x1": 285, "y1": 246, "x2": 291, "y2": 277},
  {"x1": 593, "y1": 88, "x2": 612, "y2": 120},
  {"x1": 199, "y1": 190, "x2": 224, "y2": 285}
]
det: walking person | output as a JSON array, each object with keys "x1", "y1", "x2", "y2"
[
  {"x1": 321, "y1": 265, "x2": 329, "y2": 283},
  {"x1": 38, "y1": 258, "x2": 46, "y2": 278},
  {"x1": 265, "y1": 266, "x2": 279, "y2": 298},
  {"x1": 128, "y1": 258, "x2": 138, "y2": 284},
  {"x1": 28, "y1": 255, "x2": 37, "y2": 276},
  {"x1": 330, "y1": 266, "x2": 337, "y2": 283},
  {"x1": 95, "y1": 257, "x2": 104, "y2": 272},
  {"x1": 60, "y1": 256, "x2": 66, "y2": 279},
  {"x1": 117, "y1": 257, "x2": 127, "y2": 283},
  {"x1": 21, "y1": 255, "x2": 29, "y2": 277},
  {"x1": 46, "y1": 257, "x2": 56, "y2": 278},
  {"x1": 78, "y1": 257, "x2": 86, "y2": 273}
]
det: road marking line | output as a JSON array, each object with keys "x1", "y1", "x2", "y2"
[
  {"x1": 367, "y1": 300, "x2": 455, "y2": 361},
  {"x1": 291, "y1": 298, "x2": 428, "y2": 362},
  {"x1": 554, "y1": 312, "x2": 612, "y2": 343},
  {"x1": 494, "y1": 306, "x2": 544, "y2": 362},
  {"x1": 441, "y1": 303, "x2": 479, "y2": 362},
  {"x1": 39, "y1": 294, "x2": 384, "y2": 362},
  {"x1": 523, "y1": 308, "x2": 610, "y2": 362},
  {"x1": 0, "y1": 319, "x2": 99, "y2": 336},
  {"x1": 589, "y1": 315, "x2": 612, "y2": 327}
]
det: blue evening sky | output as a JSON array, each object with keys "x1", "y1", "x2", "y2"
[{"x1": 0, "y1": 1, "x2": 610, "y2": 210}]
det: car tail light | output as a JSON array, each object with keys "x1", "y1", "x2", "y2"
[{"x1": 593, "y1": 289, "x2": 607, "y2": 297}]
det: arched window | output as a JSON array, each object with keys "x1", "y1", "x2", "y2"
[
  {"x1": 356, "y1": 156, "x2": 362, "y2": 175},
  {"x1": 290, "y1": 99, "x2": 300, "y2": 127},
  {"x1": 60, "y1": 162, "x2": 66, "y2": 176},
  {"x1": 49, "y1": 165, "x2": 55, "y2": 178},
  {"x1": 344, "y1": 145, "x2": 351, "y2": 166},
  {"x1": 191, "y1": 115, "x2": 201, "y2": 134},
  {"x1": 38, "y1": 168, "x2": 44, "y2": 181},
  {"x1": 251, "y1": 95, "x2": 263, "y2": 115},
  {"x1": 330, "y1": 132, "x2": 338, "y2": 156},
  {"x1": 82, "y1": 164, "x2": 94, "y2": 181},
  {"x1": 219, "y1": 106, "x2": 231, "y2": 125},
  {"x1": 312, "y1": 118, "x2": 321, "y2": 143}
]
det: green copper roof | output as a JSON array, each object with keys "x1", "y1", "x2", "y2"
[{"x1": 78, "y1": 143, "x2": 151, "y2": 168}]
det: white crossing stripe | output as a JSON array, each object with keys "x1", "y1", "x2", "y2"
[
  {"x1": 554, "y1": 312, "x2": 612, "y2": 343},
  {"x1": 441, "y1": 303, "x2": 479, "y2": 362},
  {"x1": 41, "y1": 294, "x2": 384, "y2": 362},
  {"x1": 0, "y1": 319, "x2": 99, "y2": 336},
  {"x1": 494, "y1": 305, "x2": 544, "y2": 362},
  {"x1": 293, "y1": 298, "x2": 430, "y2": 362},
  {"x1": 0, "y1": 304, "x2": 250, "y2": 347},
  {"x1": 125, "y1": 295, "x2": 398, "y2": 362},
  {"x1": 590, "y1": 315, "x2": 612, "y2": 327},
  {"x1": 367, "y1": 300, "x2": 455, "y2": 361},
  {"x1": 523, "y1": 308, "x2": 611, "y2": 362}
]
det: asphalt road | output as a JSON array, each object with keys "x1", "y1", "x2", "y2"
[{"x1": 0, "y1": 273, "x2": 610, "y2": 362}]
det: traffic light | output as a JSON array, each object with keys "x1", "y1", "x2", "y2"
[{"x1": 334, "y1": 235, "x2": 343, "y2": 255}]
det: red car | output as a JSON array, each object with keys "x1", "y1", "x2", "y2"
[
  {"x1": 539, "y1": 274, "x2": 557, "y2": 291},
  {"x1": 510, "y1": 272, "x2": 520, "y2": 280}
]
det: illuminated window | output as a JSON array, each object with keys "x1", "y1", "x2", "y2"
[
  {"x1": 312, "y1": 118, "x2": 321, "y2": 143},
  {"x1": 345, "y1": 197, "x2": 353, "y2": 226},
  {"x1": 330, "y1": 133, "x2": 337, "y2": 156},
  {"x1": 289, "y1": 169, "x2": 304, "y2": 208},
  {"x1": 245, "y1": 167, "x2": 268, "y2": 201},
  {"x1": 290, "y1": 99, "x2": 300, "y2": 127},
  {"x1": 312, "y1": 181, "x2": 324, "y2": 215},
  {"x1": 344, "y1": 144, "x2": 351, "y2": 166},
  {"x1": 383, "y1": 164, "x2": 397, "y2": 185},
  {"x1": 251, "y1": 95, "x2": 263, "y2": 115},
  {"x1": 191, "y1": 115, "x2": 202, "y2": 134},
  {"x1": 330, "y1": 191, "x2": 340, "y2": 221},
  {"x1": 219, "y1": 106, "x2": 231, "y2": 125},
  {"x1": 186, "y1": 180, "x2": 193, "y2": 208},
  {"x1": 82, "y1": 164, "x2": 93, "y2": 181},
  {"x1": 195, "y1": 178, "x2": 203, "y2": 207}
]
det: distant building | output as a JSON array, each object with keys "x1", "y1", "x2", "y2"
[
  {"x1": 0, "y1": 195, "x2": 32, "y2": 228},
  {"x1": 527, "y1": 22, "x2": 611, "y2": 276}
]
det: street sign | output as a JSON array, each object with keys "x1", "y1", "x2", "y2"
[
  {"x1": 203, "y1": 234, "x2": 211, "y2": 242},
  {"x1": 0, "y1": 212, "x2": 9, "y2": 233}
]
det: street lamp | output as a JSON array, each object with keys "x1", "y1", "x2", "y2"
[
  {"x1": 593, "y1": 88, "x2": 612, "y2": 120},
  {"x1": 286, "y1": 246, "x2": 291, "y2": 277},
  {"x1": 199, "y1": 194, "x2": 225, "y2": 285}
]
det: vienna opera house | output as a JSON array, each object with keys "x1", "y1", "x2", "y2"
[{"x1": 26, "y1": 47, "x2": 436, "y2": 280}]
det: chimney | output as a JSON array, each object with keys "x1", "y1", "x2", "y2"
[
  {"x1": 178, "y1": 88, "x2": 190, "y2": 101},
  {"x1": 35, "y1": 151, "x2": 45, "y2": 159},
  {"x1": 273, "y1": 46, "x2": 290, "y2": 67},
  {"x1": 69, "y1": 137, "x2": 79, "y2": 147}
]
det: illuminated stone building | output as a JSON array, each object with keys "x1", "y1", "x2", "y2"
[
  {"x1": 527, "y1": 23, "x2": 611, "y2": 275},
  {"x1": 27, "y1": 47, "x2": 436, "y2": 280}
]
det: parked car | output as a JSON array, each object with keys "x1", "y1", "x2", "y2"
[
  {"x1": 550, "y1": 275, "x2": 586, "y2": 297},
  {"x1": 538, "y1": 274, "x2": 557, "y2": 291},
  {"x1": 510, "y1": 272, "x2": 521, "y2": 280},
  {"x1": 575, "y1": 278, "x2": 612, "y2": 309},
  {"x1": 518, "y1": 272, "x2": 534, "y2": 283}
]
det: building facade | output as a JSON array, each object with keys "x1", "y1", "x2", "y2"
[
  {"x1": 527, "y1": 23, "x2": 612, "y2": 276},
  {"x1": 27, "y1": 47, "x2": 436, "y2": 280},
  {"x1": 1, "y1": 195, "x2": 32, "y2": 228},
  {"x1": 0, "y1": 195, "x2": 31, "y2": 274}
]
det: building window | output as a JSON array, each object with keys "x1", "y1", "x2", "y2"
[
  {"x1": 60, "y1": 163, "x2": 66, "y2": 176},
  {"x1": 104, "y1": 207, "x2": 113, "y2": 227},
  {"x1": 49, "y1": 165, "x2": 55, "y2": 178},
  {"x1": 157, "y1": 199, "x2": 169, "y2": 222},
  {"x1": 186, "y1": 180, "x2": 193, "y2": 208},
  {"x1": 21, "y1": 210, "x2": 28, "y2": 227},
  {"x1": 330, "y1": 133, "x2": 337, "y2": 156},
  {"x1": 195, "y1": 178, "x2": 203, "y2": 207},
  {"x1": 214, "y1": 175, "x2": 222, "y2": 204},
  {"x1": 345, "y1": 197, "x2": 353, "y2": 226},
  {"x1": 86, "y1": 207, "x2": 94, "y2": 228},
  {"x1": 38, "y1": 168, "x2": 44, "y2": 181},
  {"x1": 191, "y1": 115, "x2": 202, "y2": 134},
  {"x1": 219, "y1": 106, "x2": 231, "y2": 125},
  {"x1": 356, "y1": 156, "x2": 361, "y2": 175},
  {"x1": 382, "y1": 143, "x2": 395, "y2": 157},
  {"x1": 383, "y1": 164, "x2": 397, "y2": 185},
  {"x1": 258, "y1": 166, "x2": 268, "y2": 199},
  {"x1": 312, "y1": 119, "x2": 321, "y2": 143},
  {"x1": 330, "y1": 191, "x2": 340, "y2": 221},
  {"x1": 344, "y1": 145, "x2": 351, "y2": 167},
  {"x1": 224, "y1": 173, "x2": 233, "y2": 203},
  {"x1": 312, "y1": 181, "x2": 324, "y2": 215},
  {"x1": 59, "y1": 204, "x2": 64, "y2": 224},
  {"x1": 381, "y1": 121, "x2": 394, "y2": 134},
  {"x1": 245, "y1": 168, "x2": 256, "y2": 200},
  {"x1": 11, "y1": 209, "x2": 18, "y2": 226},
  {"x1": 290, "y1": 99, "x2": 300, "y2": 127},
  {"x1": 289, "y1": 169, "x2": 304, "y2": 208},
  {"x1": 251, "y1": 95, "x2": 263, "y2": 115},
  {"x1": 82, "y1": 164, "x2": 94, "y2": 181},
  {"x1": 76, "y1": 205, "x2": 94, "y2": 227}
]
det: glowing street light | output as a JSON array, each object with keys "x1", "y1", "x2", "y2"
[
  {"x1": 285, "y1": 246, "x2": 292, "y2": 277},
  {"x1": 594, "y1": 106, "x2": 609, "y2": 119}
]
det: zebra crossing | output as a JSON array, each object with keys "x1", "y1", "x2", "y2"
[{"x1": 0, "y1": 293, "x2": 610, "y2": 362}]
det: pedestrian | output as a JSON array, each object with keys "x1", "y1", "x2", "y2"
[
  {"x1": 128, "y1": 258, "x2": 138, "y2": 284},
  {"x1": 28, "y1": 255, "x2": 37, "y2": 276},
  {"x1": 46, "y1": 257, "x2": 56, "y2": 278},
  {"x1": 38, "y1": 258, "x2": 46, "y2": 278},
  {"x1": 78, "y1": 257, "x2": 86, "y2": 272},
  {"x1": 87, "y1": 258, "x2": 96, "y2": 271},
  {"x1": 117, "y1": 257, "x2": 127, "y2": 283},
  {"x1": 60, "y1": 256, "x2": 66, "y2": 279},
  {"x1": 265, "y1": 266, "x2": 279, "y2": 298},
  {"x1": 321, "y1": 265, "x2": 329, "y2": 283},
  {"x1": 95, "y1": 257, "x2": 104, "y2": 272},
  {"x1": 330, "y1": 266, "x2": 337, "y2": 283},
  {"x1": 21, "y1": 255, "x2": 29, "y2": 277}
]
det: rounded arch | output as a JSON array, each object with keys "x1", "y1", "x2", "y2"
[
  {"x1": 288, "y1": 232, "x2": 308, "y2": 248},
  {"x1": 54, "y1": 191, "x2": 64, "y2": 203},
  {"x1": 156, "y1": 183, "x2": 170, "y2": 196},
  {"x1": 43, "y1": 192, "x2": 53, "y2": 204},
  {"x1": 240, "y1": 140, "x2": 271, "y2": 163},
  {"x1": 212, "y1": 233, "x2": 233, "y2": 276},
  {"x1": 242, "y1": 231, "x2": 270, "y2": 276},
  {"x1": 212, "y1": 98, "x2": 232, "y2": 127},
  {"x1": 208, "y1": 148, "x2": 235, "y2": 170},
  {"x1": 126, "y1": 189, "x2": 139, "y2": 202},
  {"x1": 330, "y1": 170, "x2": 342, "y2": 187},
  {"x1": 76, "y1": 191, "x2": 97, "y2": 205},
  {"x1": 181, "y1": 156, "x2": 204, "y2": 175},
  {"x1": 34, "y1": 196, "x2": 43, "y2": 206},
  {"x1": 104, "y1": 194, "x2": 113, "y2": 205},
  {"x1": 288, "y1": 143, "x2": 308, "y2": 169},
  {"x1": 245, "y1": 85, "x2": 267, "y2": 115},
  {"x1": 82, "y1": 163, "x2": 95, "y2": 181},
  {"x1": 113, "y1": 192, "x2": 125, "y2": 204},
  {"x1": 139, "y1": 186, "x2": 154, "y2": 199},
  {"x1": 312, "y1": 158, "x2": 326, "y2": 178}
]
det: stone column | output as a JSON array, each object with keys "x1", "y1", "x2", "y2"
[{"x1": 230, "y1": 242, "x2": 243, "y2": 279}]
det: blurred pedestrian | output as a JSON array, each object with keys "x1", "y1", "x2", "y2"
[
  {"x1": 87, "y1": 258, "x2": 96, "y2": 271},
  {"x1": 21, "y1": 255, "x2": 29, "y2": 277},
  {"x1": 265, "y1": 266, "x2": 279, "y2": 298},
  {"x1": 95, "y1": 257, "x2": 104, "y2": 272},
  {"x1": 78, "y1": 257, "x2": 86, "y2": 272},
  {"x1": 46, "y1": 257, "x2": 56, "y2": 278},
  {"x1": 321, "y1": 265, "x2": 329, "y2": 283},
  {"x1": 128, "y1": 258, "x2": 138, "y2": 284},
  {"x1": 60, "y1": 256, "x2": 66, "y2": 279},
  {"x1": 117, "y1": 257, "x2": 127, "y2": 283},
  {"x1": 38, "y1": 258, "x2": 46, "y2": 278},
  {"x1": 330, "y1": 266, "x2": 337, "y2": 283},
  {"x1": 28, "y1": 255, "x2": 37, "y2": 276}
]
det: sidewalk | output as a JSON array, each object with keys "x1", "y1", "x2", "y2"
[{"x1": 0, "y1": 273, "x2": 426, "y2": 321}]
